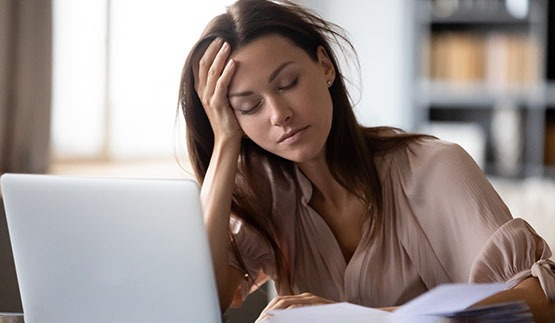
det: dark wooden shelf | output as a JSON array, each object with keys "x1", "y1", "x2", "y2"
[
  {"x1": 431, "y1": 13, "x2": 531, "y2": 26},
  {"x1": 416, "y1": 81, "x2": 544, "y2": 107},
  {"x1": 413, "y1": 0, "x2": 552, "y2": 178},
  {"x1": 427, "y1": 0, "x2": 537, "y2": 26}
]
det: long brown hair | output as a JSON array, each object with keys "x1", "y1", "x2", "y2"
[{"x1": 178, "y1": 0, "x2": 429, "y2": 291}]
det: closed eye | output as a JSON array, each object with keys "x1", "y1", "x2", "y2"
[
  {"x1": 278, "y1": 78, "x2": 298, "y2": 92},
  {"x1": 240, "y1": 101, "x2": 262, "y2": 115}
]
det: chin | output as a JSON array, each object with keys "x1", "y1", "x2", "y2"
[{"x1": 278, "y1": 148, "x2": 325, "y2": 164}]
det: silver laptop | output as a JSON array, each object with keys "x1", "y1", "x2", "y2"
[{"x1": 0, "y1": 174, "x2": 221, "y2": 323}]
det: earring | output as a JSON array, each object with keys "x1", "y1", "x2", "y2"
[{"x1": 327, "y1": 80, "x2": 332, "y2": 87}]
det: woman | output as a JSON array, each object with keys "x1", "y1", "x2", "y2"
[{"x1": 178, "y1": 0, "x2": 555, "y2": 321}]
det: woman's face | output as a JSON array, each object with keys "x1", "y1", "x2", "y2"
[{"x1": 228, "y1": 34, "x2": 335, "y2": 164}]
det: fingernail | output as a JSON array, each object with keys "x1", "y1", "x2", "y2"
[
  {"x1": 222, "y1": 42, "x2": 230, "y2": 51},
  {"x1": 226, "y1": 59, "x2": 235, "y2": 69}
]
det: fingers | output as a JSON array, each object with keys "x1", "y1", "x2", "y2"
[
  {"x1": 197, "y1": 38, "x2": 232, "y2": 102},
  {"x1": 197, "y1": 38, "x2": 223, "y2": 92},
  {"x1": 268, "y1": 292, "x2": 332, "y2": 309},
  {"x1": 212, "y1": 58, "x2": 235, "y2": 110},
  {"x1": 256, "y1": 293, "x2": 334, "y2": 322},
  {"x1": 195, "y1": 38, "x2": 242, "y2": 140}
]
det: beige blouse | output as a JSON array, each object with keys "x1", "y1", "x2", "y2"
[{"x1": 228, "y1": 138, "x2": 555, "y2": 307}]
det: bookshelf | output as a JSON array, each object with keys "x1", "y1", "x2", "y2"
[{"x1": 412, "y1": 0, "x2": 554, "y2": 177}]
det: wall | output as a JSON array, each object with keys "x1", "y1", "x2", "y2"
[
  {"x1": 300, "y1": 0, "x2": 413, "y2": 129},
  {"x1": 0, "y1": 0, "x2": 52, "y2": 175}
]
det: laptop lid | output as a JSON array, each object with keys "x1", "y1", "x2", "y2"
[{"x1": 0, "y1": 174, "x2": 221, "y2": 323}]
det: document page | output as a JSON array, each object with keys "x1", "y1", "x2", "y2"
[
  {"x1": 267, "y1": 282, "x2": 512, "y2": 323},
  {"x1": 267, "y1": 302, "x2": 392, "y2": 323},
  {"x1": 392, "y1": 282, "x2": 509, "y2": 317}
]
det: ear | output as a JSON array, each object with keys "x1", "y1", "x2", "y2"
[{"x1": 316, "y1": 45, "x2": 336, "y2": 85}]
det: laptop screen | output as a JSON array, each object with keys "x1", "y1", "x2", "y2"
[{"x1": 1, "y1": 174, "x2": 221, "y2": 323}]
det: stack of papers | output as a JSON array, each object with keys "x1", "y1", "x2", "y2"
[{"x1": 267, "y1": 283, "x2": 533, "y2": 322}]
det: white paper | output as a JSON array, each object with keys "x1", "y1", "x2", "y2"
[
  {"x1": 393, "y1": 282, "x2": 509, "y2": 318},
  {"x1": 266, "y1": 283, "x2": 510, "y2": 323},
  {"x1": 267, "y1": 302, "x2": 393, "y2": 323}
]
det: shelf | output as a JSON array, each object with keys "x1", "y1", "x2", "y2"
[
  {"x1": 486, "y1": 163, "x2": 527, "y2": 178},
  {"x1": 546, "y1": 82, "x2": 555, "y2": 105},
  {"x1": 427, "y1": 0, "x2": 542, "y2": 26},
  {"x1": 544, "y1": 165, "x2": 555, "y2": 177},
  {"x1": 431, "y1": 14, "x2": 532, "y2": 26},
  {"x1": 417, "y1": 81, "x2": 544, "y2": 107},
  {"x1": 413, "y1": 0, "x2": 552, "y2": 178}
]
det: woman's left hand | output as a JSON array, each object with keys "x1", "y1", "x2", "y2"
[{"x1": 255, "y1": 292, "x2": 334, "y2": 322}]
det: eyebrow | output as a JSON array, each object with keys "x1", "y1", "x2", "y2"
[
  {"x1": 269, "y1": 61, "x2": 295, "y2": 83},
  {"x1": 228, "y1": 61, "x2": 295, "y2": 98}
]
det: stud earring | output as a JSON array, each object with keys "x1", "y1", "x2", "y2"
[{"x1": 327, "y1": 80, "x2": 332, "y2": 87}]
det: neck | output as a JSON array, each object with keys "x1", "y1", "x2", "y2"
[
  {"x1": 297, "y1": 154, "x2": 367, "y2": 264},
  {"x1": 297, "y1": 156, "x2": 349, "y2": 209}
]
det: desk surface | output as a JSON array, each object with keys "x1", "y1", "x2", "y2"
[{"x1": 0, "y1": 314, "x2": 24, "y2": 323}]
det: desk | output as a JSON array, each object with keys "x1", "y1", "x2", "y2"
[
  {"x1": 0, "y1": 314, "x2": 23, "y2": 323},
  {"x1": 0, "y1": 198, "x2": 23, "y2": 312}
]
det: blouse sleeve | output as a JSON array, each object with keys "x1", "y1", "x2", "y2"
[
  {"x1": 393, "y1": 139, "x2": 555, "y2": 300},
  {"x1": 227, "y1": 216, "x2": 275, "y2": 307},
  {"x1": 470, "y1": 218, "x2": 555, "y2": 301}
]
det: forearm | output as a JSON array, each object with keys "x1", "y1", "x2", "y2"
[
  {"x1": 472, "y1": 277, "x2": 555, "y2": 323},
  {"x1": 200, "y1": 135, "x2": 242, "y2": 309}
]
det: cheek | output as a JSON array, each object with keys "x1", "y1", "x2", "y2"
[
  {"x1": 235, "y1": 115, "x2": 269, "y2": 143},
  {"x1": 299, "y1": 83, "x2": 333, "y2": 122}
]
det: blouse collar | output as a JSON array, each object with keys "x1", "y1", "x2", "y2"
[{"x1": 294, "y1": 166, "x2": 313, "y2": 206}]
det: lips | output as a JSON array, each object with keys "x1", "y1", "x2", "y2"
[{"x1": 277, "y1": 126, "x2": 309, "y2": 144}]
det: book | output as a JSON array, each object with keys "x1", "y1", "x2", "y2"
[
  {"x1": 266, "y1": 283, "x2": 533, "y2": 322},
  {"x1": 428, "y1": 31, "x2": 541, "y2": 90}
]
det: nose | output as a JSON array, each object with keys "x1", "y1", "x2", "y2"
[{"x1": 269, "y1": 97, "x2": 292, "y2": 127}]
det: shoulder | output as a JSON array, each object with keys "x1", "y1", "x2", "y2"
[
  {"x1": 383, "y1": 138, "x2": 513, "y2": 283},
  {"x1": 376, "y1": 137, "x2": 478, "y2": 186},
  {"x1": 377, "y1": 136, "x2": 509, "y2": 226},
  {"x1": 401, "y1": 137, "x2": 472, "y2": 167}
]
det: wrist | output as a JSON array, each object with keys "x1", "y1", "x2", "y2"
[{"x1": 214, "y1": 132, "x2": 243, "y2": 150}]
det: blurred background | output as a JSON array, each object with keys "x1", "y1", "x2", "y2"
[
  {"x1": 1, "y1": 0, "x2": 555, "y2": 321},
  {"x1": 2, "y1": 0, "x2": 553, "y2": 179}
]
